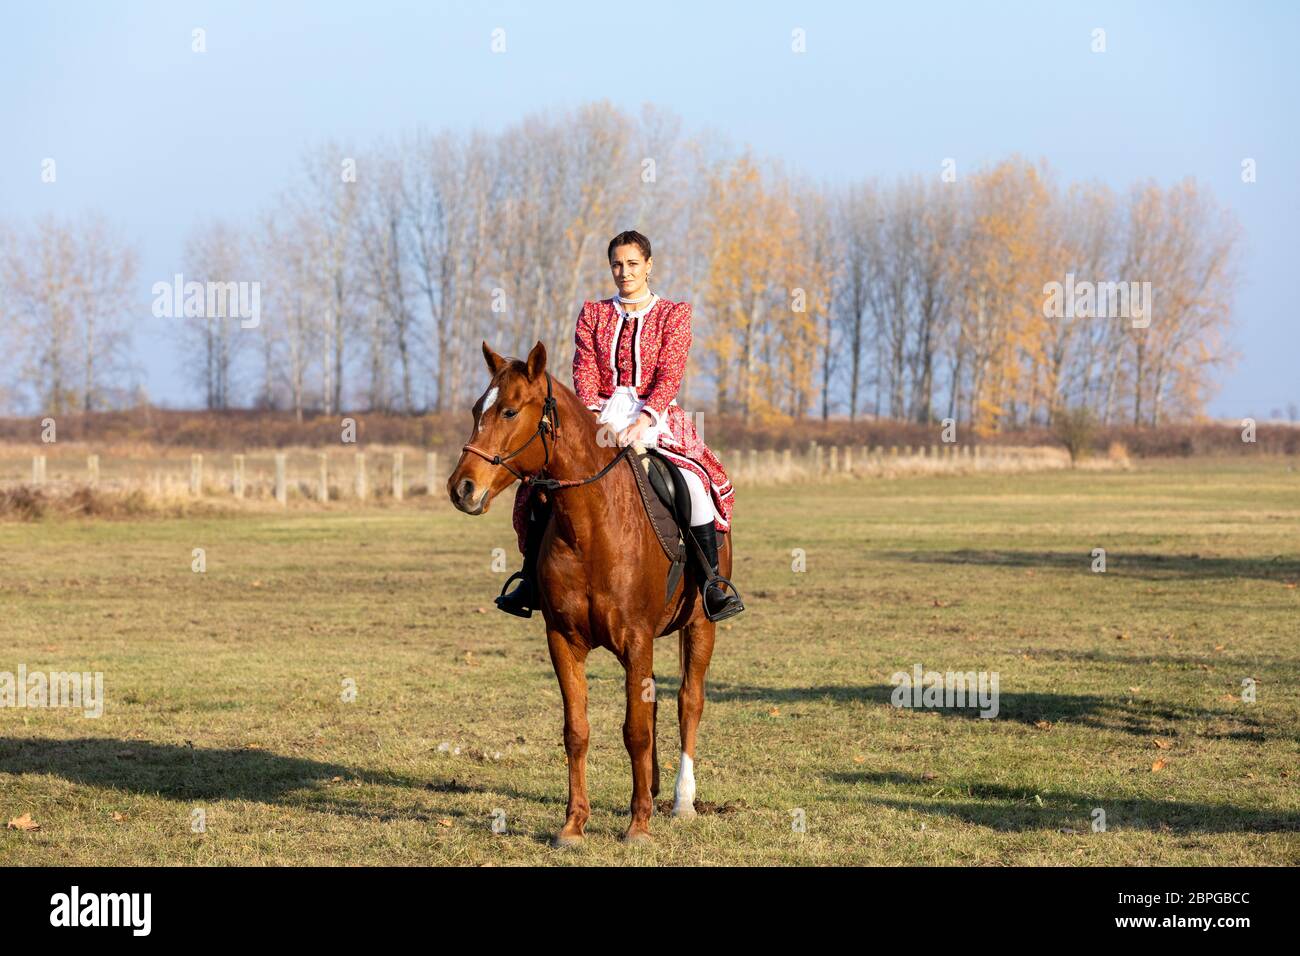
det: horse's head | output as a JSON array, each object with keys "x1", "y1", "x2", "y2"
[{"x1": 447, "y1": 340, "x2": 553, "y2": 515}]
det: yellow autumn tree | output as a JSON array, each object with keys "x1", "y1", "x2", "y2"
[
  {"x1": 950, "y1": 158, "x2": 1055, "y2": 434},
  {"x1": 698, "y1": 154, "x2": 813, "y2": 423}
]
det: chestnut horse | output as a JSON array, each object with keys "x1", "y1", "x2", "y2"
[{"x1": 447, "y1": 341, "x2": 728, "y2": 844}]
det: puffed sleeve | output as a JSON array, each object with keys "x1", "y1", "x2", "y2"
[
  {"x1": 571, "y1": 301, "x2": 602, "y2": 412},
  {"x1": 641, "y1": 302, "x2": 691, "y2": 429}
]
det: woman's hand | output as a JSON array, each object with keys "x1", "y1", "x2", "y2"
[{"x1": 617, "y1": 410, "x2": 655, "y2": 447}]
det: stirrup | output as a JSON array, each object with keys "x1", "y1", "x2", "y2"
[
  {"x1": 702, "y1": 573, "x2": 745, "y2": 623},
  {"x1": 494, "y1": 571, "x2": 534, "y2": 618}
]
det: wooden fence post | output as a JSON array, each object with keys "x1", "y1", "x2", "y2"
[
  {"x1": 233, "y1": 455, "x2": 245, "y2": 499},
  {"x1": 392, "y1": 452, "x2": 404, "y2": 501},
  {"x1": 355, "y1": 452, "x2": 367, "y2": 501},
  {"x1": 318, "y1": 452, "x2": 329, "y2": 503},
  {"x1": 87, "y1": 454, "x2": 99, "y2": 487},
  {"x1": 190, "y1": 454, "x2": 202, "y2": 496},
  {"x1": 274, "y1": 453, "x2": 287, "y2": 505},
  {"x1": 32, "y1": 455, "x2": 45, "y2": 486},
  {"x1": 426, "y1": 452, "x2": 438, "y2": 495}
]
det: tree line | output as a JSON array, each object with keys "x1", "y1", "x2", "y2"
[{"x1": 0, "y1": 101, "x2": 1239, "y2": 431}]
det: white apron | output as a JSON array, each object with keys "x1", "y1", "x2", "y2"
[{"x1": 596, "y1": 385, "x2": 676, "y2": 447}]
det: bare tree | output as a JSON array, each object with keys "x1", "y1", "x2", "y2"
[
  {"x1": 178, "y1": 220, "x2": 250, "y2": 410},
  {"x1": 286, "y1": 146, "x2": 360, "y2": 414},
  {"x1": 2, "y1": 214, "x2": 137, "y2": 414},
  {"x1": 834, "y1": 184, "x2": 876, "y2": 421},
  {"x1": 357, "y1": 144, "x2": 417, "y2": 412}
]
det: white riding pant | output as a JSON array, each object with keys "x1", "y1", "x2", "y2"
[
  {"x1": 676, "y1": 467, "x2": 714, "y2": 527},
  {"x1": 596, "y1": 386, "x2": 717, "y2": 527}
]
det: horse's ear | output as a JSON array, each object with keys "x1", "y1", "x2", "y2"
[
  {"x1": 482, "y1": 341, "x2": 508, "y2": 376},
  {"x1": 525, "y1": 341, "x2": 547, "y2": 381}
]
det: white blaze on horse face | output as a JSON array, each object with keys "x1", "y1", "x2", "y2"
[
  {"x1": 477, "y1": 386, "x2": 499, "y2": 432},
  {"x1": 673, "y1": 751, "x2": 696, "y2": 814}
]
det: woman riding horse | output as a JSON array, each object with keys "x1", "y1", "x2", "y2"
[{"x1": 496, "y1": 230, "x2": 743, "y2": 623}]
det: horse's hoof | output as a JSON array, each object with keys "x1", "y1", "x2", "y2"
[
  {"x1": 671, "y1": 803, "x2": 697, "y2": 820},
  {"x1": 620, "y1": 829, "x2": 654, "y2": 845},
  {"x1": 552, "y1": 831, "x2": 584, "y2": 848}
]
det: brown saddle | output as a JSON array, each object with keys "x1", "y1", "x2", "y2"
[{"x1": 625, "y1": 447, "x2": 690, "y2": 603}]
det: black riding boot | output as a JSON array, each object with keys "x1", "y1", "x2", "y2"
[
  {"x1": 495, "y1": 500, "x2": 550, "y2": 618},
  {"x1": 688, "y1": 522, "x2": 745, "y2": 622}
]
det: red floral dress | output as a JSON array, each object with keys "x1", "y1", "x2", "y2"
[{"x1": 511, "y1": 296, "x2": 734, "y2": 551}]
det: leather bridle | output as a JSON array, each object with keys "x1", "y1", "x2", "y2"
[{"x1": 461, "y1": 372, "x2": 630, "y2": 492}]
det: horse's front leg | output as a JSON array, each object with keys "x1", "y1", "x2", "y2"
[
  {"x1": 619, "y1": 634, "x2": 657, "y2": 843},
  {"x1": 674, "y1": 618, "x2": 716, "y2": 818},
  {"x1": 547, "y1": 628, "x2": 590, "y2": 846}
]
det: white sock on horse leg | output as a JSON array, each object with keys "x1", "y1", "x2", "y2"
[{"x1": 673, "y1": 751, "x2": 696, "y2": 814}]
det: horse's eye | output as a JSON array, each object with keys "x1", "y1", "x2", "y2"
[{"x1": 502, "y1": 409, "x2": 518, "y2": 419}]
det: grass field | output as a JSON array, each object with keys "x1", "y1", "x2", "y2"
[{"x1": 1, "y1": 458, "x2": 1297, "y2": 865}]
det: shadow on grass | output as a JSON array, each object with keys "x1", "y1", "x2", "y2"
[
  {"x1": 0, "y1": 736, "x2": 425, "y2": 803},
  {"x1": 702, "y1": 682, "x2": 1274, "y2": 741},
  {"x1": 827, "y1": 770, "x2": 1300, "y2": 833},
  {"x1": 0, "y1": 736, "x2": 605, "y2": 839},
  {"x1": 1031, "y1": 647, "x2": 1300, "y2": 673},
  {"x1": 888, "y1": 549, "x2": 1300, "y2": 583}
]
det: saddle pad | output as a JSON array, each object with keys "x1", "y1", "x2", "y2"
[{"x1": 626, "y1": 449, "x2": 686, "y2": 569}]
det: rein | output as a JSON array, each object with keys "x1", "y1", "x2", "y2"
[{"x1": 461, "y1": 372, "x2": 631, "y2": 492}]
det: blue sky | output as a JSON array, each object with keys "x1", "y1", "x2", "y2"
[{"x1": 2, "y1": 0, "x2": 1295, "y2": 418}]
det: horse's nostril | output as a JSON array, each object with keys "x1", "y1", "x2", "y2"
[{"x1": 457, "y1": 478, "x2": 475, "y2": 502}]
